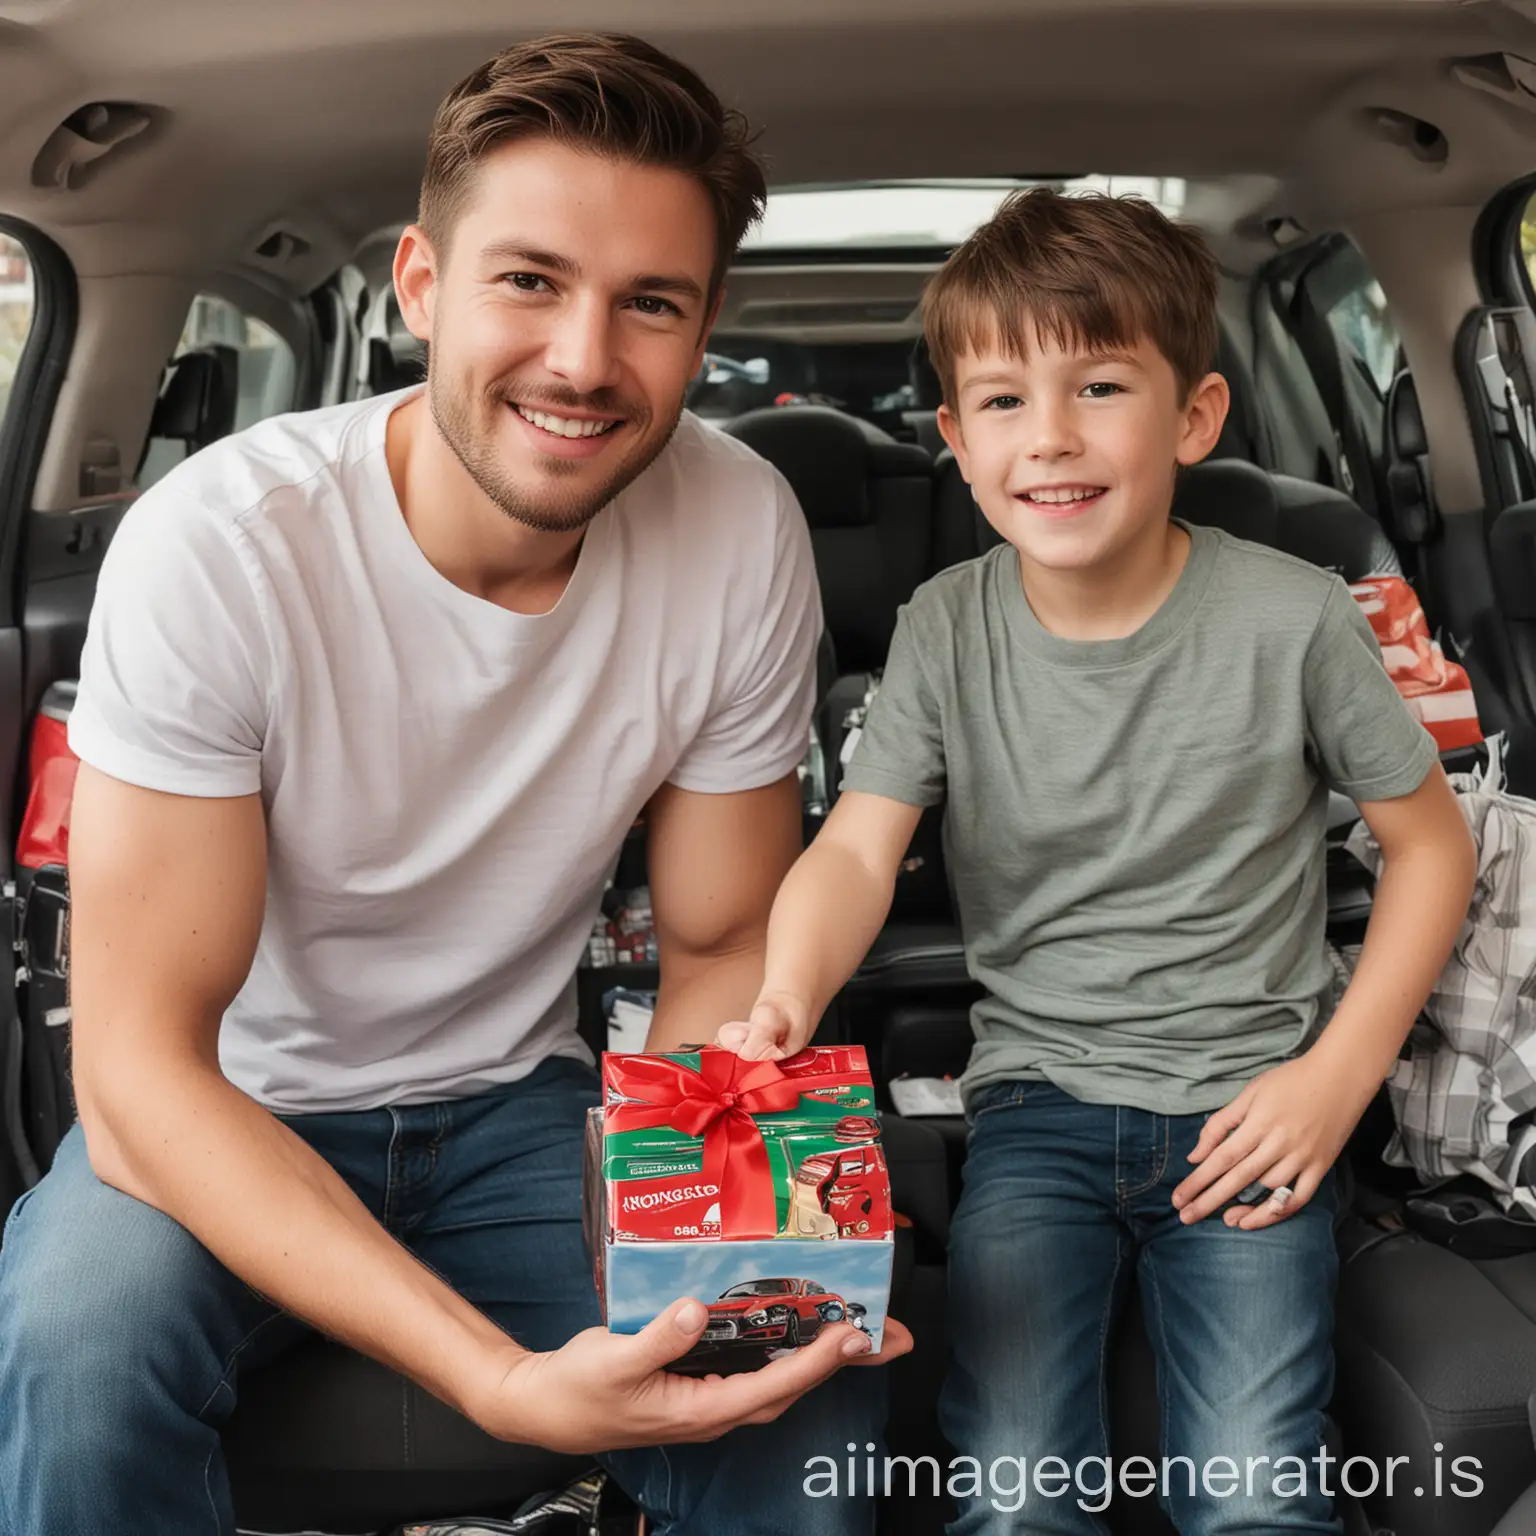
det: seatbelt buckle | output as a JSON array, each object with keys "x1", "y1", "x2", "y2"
[{"x1": 1335, "y1": 431, "x2": 1356, "y2": 496}]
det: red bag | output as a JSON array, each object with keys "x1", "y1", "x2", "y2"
[{"x1": 1348, "y1": 578, "x2": 1482, "y2": 752}]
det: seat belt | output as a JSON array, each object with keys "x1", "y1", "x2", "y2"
[
  {"x1": 2, "y1": 881, "x2": 40, "y2": 1191},
  {"x1": 1287, "y1": 275, "x2": 1383, "y2": 524}
]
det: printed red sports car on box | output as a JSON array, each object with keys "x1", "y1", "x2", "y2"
[{"x1": 697, "y1": 1277, "x2": 866, "y2": 1350}]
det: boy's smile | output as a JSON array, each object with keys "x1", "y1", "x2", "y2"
[{"x1": 939, "y1": 330, "x2": 1229, "y2": 584}]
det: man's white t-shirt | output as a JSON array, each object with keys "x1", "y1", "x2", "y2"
[{"x1": 69, "y1": 389, "x2": 822, "y2": 1114}]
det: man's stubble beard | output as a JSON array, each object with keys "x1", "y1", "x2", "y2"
[{"x1": 429, "y1": 369, "x2": 684, "y2": 535}]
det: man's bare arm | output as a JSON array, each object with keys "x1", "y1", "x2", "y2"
[
  {"x1": 642, "y1": 774, "x2": 804, "y2": 1052},
  {"x1": 70, "y1": 766, "x2": 528, "y2": 1418},
  {"x1": 70, "y1": 765, "x2": 888, "y2": 1447}
]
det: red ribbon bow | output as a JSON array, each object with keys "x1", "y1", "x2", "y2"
[{"x1": 605, "y1": 1050, "x2": 845, "y2": 1237}]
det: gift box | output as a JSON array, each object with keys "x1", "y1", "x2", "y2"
[{"x1": 583, "y1": 1045, "x2": 894, "y2": 1373}]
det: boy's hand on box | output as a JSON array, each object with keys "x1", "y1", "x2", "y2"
[
  {"x1": 474, "y1": 1298, "x2": 912, "y2": 1452},
  {"x1": 1171, "y1": 1052, "x2": 1374, "y2": 1230},
  {"x1": 715, "y1": 991, "x2": 812, "y2": 1061}
]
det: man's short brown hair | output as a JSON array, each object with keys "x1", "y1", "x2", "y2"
[
  {"x1": 420, "y1": 33, "x2": 766, "y2": 291},
  {"x1": 923, "y1": 188, "x2": 1220, "y2": 407}
]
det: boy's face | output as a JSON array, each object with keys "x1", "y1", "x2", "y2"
[{"x1": 937, "y1": 330, "x2": 1229, "y2": 577}]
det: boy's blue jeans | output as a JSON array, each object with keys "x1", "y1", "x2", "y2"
[
  {"x1": 940, "y1": 1081, "x2": 1342, "y2": 1536},
  {"x1": 0, "y1": 1057, "x2": 880, "y2": 1536}
]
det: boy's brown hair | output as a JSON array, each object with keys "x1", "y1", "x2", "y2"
[
  {"x1": 419, "y1": 33, "x2": 766, "y2": 294},
  {"x1": 923, "y1": 188, "x2": 1220, "y2": 407}
]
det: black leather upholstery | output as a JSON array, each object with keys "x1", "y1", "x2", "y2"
[
  {"x1": 725, "y1": 405, "x2": 933, "y2": 673},
  {"x1": 227, "y1": 1346, "x2": 591, "y2": 1532},
  {"x1": 1489, "y1": 1478, "x2": 1536, "y2": 1534},
  {"x1": 1385, "y1": 370, "x2": 1439, "y2": 548},
  {"x1": 1209, "y1": 328, "x2": 1267, "y2": 466},
  {"x1": 366, "y1": 294, "x2": 427, "y2": 395},
  {"x1": 1335, "y1": 1221, "x2": 1536, "y2": 1535},
  {"x1": 1173, "y1": 458, "x2": 1403, "y2": 579}
]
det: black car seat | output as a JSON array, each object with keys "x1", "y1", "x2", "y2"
[
  {"x1": 723, "y1": 404, "x2": 933, "y2": 678},
  {"x1": 360, "y1": 286, "x2": 427, "y2": 396},
  {"x1": 1489, "y1": 1475, "x2": 1536, "y2": 1534},
  {"x1": 1334, "y1": 1218, "x2": 1536, "y2": 1535},
  {"x1": 723, "y1": 406, "x2": 952, "y2": 925},
  {"x1": 902, "y1": 337, "x2": 948, "y2": 459}
]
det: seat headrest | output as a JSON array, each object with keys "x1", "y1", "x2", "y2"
[
  {"x1": 387, "y1": 305, "x2": 426, "y2": 371},
  {"x1": 1171, "y1": 459, "x2": 1282, "y2": 543},
  {"x1": 909, "y1": 338, "x2": 945, "y2": 412},
  {"x1": 725, "y1": 405, "x2": 930, "y2": 528},
  {"x1": 1175, "y1": 458, "x2": 1401, "y2": 581},
  {"x1": 1208, "y1": 329, "x2": 1264, "y2": 464},
  {"x1": 1388, "y1": 370, "x2": 1429, "y2": 459},
  {"x1": 149, "y1": 345, "x2": 239, "y2": 450}
]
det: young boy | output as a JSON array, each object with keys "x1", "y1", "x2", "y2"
[{"x1": 719, "y1": 189, "x2": 1477, "y2": 1533}]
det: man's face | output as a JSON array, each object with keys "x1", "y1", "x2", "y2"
[
  {"x1": 395, "y1": 138, "x2": 720, "y2": 533},
  {"x1": 938, "y1": 329, "x2": 1228, "y2": 575}
]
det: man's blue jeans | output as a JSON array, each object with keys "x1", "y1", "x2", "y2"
[
  {"x1": 0, "y1": 1058, "x2": 881, "y2": 1536},
  {"x1": 940, "y1": 1081, "x2": 1341, "y2": 1536}
]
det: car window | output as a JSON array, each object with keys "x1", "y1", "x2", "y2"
[
  {"x1": 138, "y1": 292, "x2": 298, "y2": 489},
  {"x1": 1325, "y1": 273, "x2": 1400, "y2": 398},
  {"x1": 1520, "y1": 188, "x2": 1536, "y2": 298},
  {"x1": 721, "y1": 1279, "x2": 794, "y2": 1297},
  {"x1": 0, "y1": 233, "x2": 35, "y2": 433}
]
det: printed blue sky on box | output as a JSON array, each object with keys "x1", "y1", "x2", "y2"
[{"x1": 606, "y1": 1236, "x2": 892, "y2": 1347}]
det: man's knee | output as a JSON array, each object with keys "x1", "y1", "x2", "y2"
[{"x1": 0, "y1": 1132, "x2": 258, "y2": 1421}]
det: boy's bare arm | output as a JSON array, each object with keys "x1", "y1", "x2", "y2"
[
  {"x1": 1173, "y1": 763, "x2": 1476, "y2": 1227},
  {"x1": 69, "y1": 765, "x2": 886, "y2": 1448},
  {"x1": 718, "y1": 790, "x2": 924, "y2": 1060}
]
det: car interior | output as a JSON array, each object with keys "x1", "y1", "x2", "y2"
[{"x1": 11, "y1": 1, "x2": 1536, "y2": 1532}]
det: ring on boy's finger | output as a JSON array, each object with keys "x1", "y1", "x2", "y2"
[{"x1": 1267, "y1": 1184, "x2": 1295, "y2": 1209}]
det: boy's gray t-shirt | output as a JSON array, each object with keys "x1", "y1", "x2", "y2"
[{"x1": 842, "y1": 522, "x2": 1438, "y2": 1115}]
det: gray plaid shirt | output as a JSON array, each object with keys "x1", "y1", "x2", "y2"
[{"x1": 1345, "y1": 743, "x2": 1536, "y2": 1214}]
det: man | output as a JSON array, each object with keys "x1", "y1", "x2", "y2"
[{"x1": 0, "y1": 33, "x2": 906, "y2": 1536}]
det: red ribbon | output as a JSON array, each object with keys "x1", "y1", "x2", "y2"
[{"x1": 605, "y1": 1050, "x2": 854, "y2": 1238}]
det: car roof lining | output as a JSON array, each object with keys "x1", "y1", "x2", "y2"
[
  {"x1": 3, "y1": 0, "x2": 1534, "y2": 515},
  {"x1": 2, "y1": 0, "x2": 1535, "y2": 287}
]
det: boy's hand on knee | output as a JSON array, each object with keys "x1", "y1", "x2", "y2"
[
  {"x1": 715, "y1": 992, "x2": 811, "y2": 1061},
  {"x1": 1171, "y1": 1053, "x2": 1373, "y2": 1229}
]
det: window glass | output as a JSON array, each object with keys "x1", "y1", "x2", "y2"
[
  {"x1": 1326, "y1": 277, "x2": 1399, "y2": 396},
  {"x1": 739, "y1": 177, "x2": 1189, "y2": 253},
  {"x1": 1521, "y1": 190, "x2": 1536, "y2": 297},
  {"x1": 0, "y1": 233, "x2": 35, "y2": 431},
  {"x1": 139, "y1": 293, "x2": 297, "y2": 487}
]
